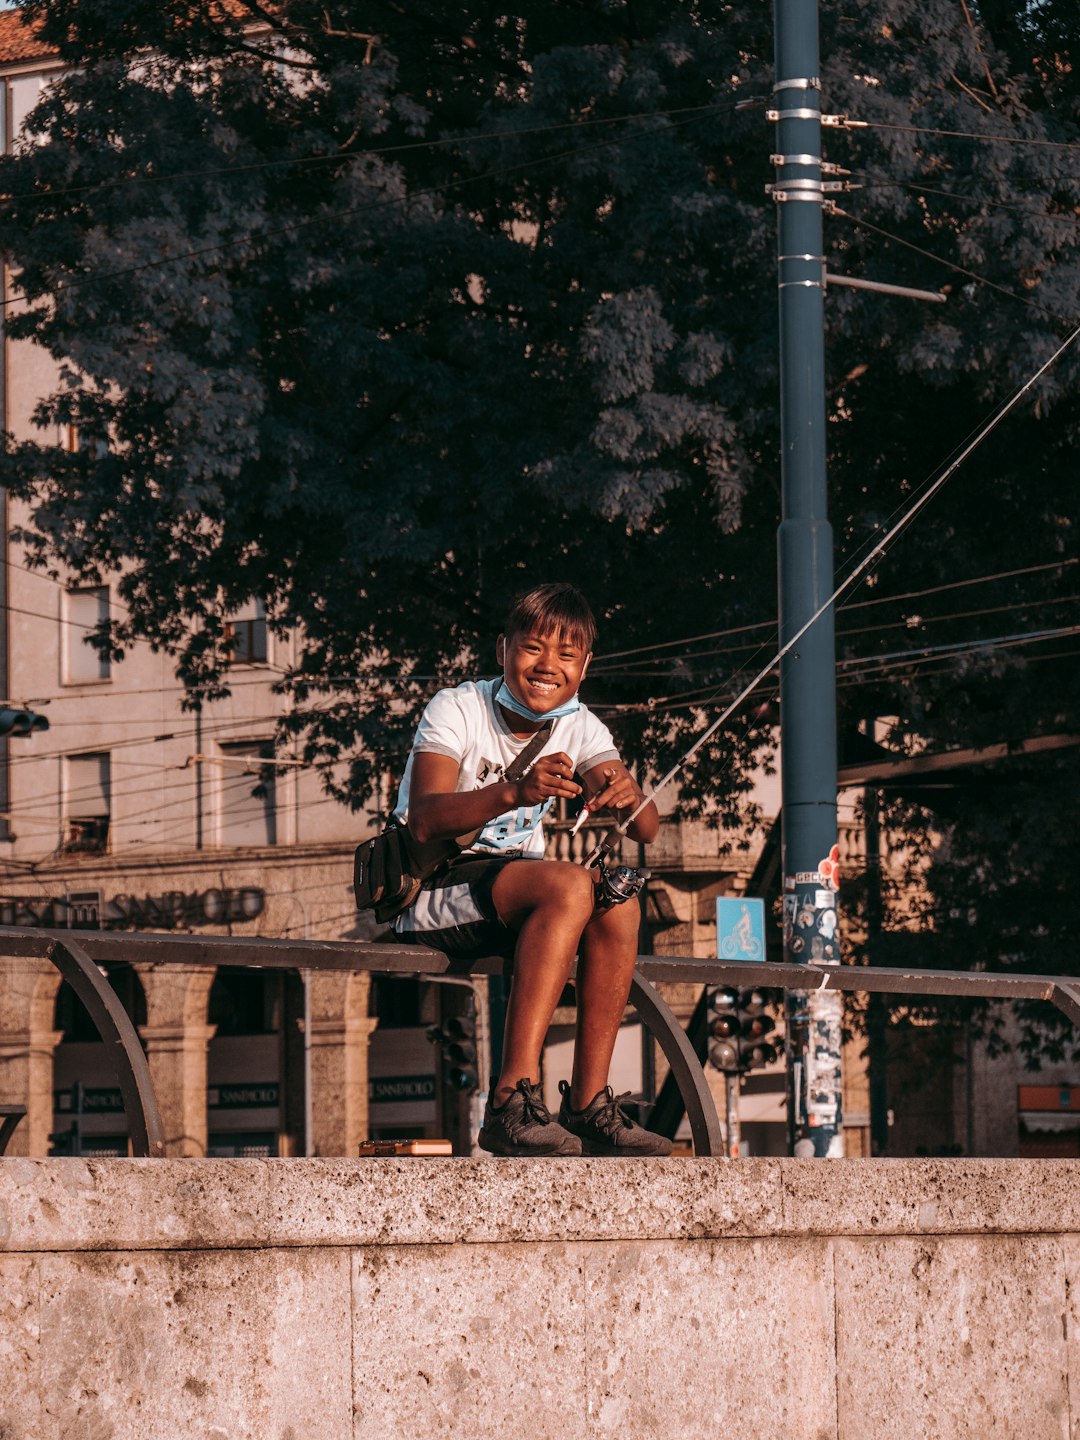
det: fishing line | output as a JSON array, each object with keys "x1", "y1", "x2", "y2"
[{"x1": 580, "y1": 319, "x2": 1080, "y2": 868}]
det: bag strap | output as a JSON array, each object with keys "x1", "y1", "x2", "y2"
[
  {"x1": 405, "y1": 718, "x2": 558, "y2": 870},
  {"x1": 442, "y1": 718, "x2": 555, "y2": 853},
  {"x1": 502, "y1": 719, "x2": 555, "y2": 783}
]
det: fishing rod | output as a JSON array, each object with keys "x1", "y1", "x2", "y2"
[{"x1": 580, "y1": 319, "x2": 1080, "y2": 891}]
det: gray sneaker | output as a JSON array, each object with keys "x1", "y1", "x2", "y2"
[
  {"x1": 478, "y1": 1078, "x2": 583, "y2": 1157},
  {"x1": 558, "y1": 1081, "x2": 674, "y2": 1157}
]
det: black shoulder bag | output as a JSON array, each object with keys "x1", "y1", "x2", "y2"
[{"x1": 354, "y1": 720, "x2": 554, "y2": 925}]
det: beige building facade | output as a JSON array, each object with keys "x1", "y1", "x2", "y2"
[
  {"x1": 0, "y1": 12, "x2": 1056, "y2": 1166},
  {"x1": 0, "y1": 13, "x2": 766, "y2": 1160}
]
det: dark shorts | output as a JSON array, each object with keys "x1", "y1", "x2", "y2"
[{"x1": 391, "y1": 855, "x2": 522, "y2": 961}]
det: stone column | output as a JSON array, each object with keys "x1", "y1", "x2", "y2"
[
  {"x1": 136, "y1": 965, "x2": 216, "y2": 1158},
  {"x1": 0, "y1": 954, "x2": 62, "y2": 1156},
  {"x1": 306, "y1": 971, "x2": 378, "y2": 1156}
]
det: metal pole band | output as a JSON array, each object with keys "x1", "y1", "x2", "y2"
[
  {"x1": 767, "y1": 107, "x2": 822, "y2": 121},
  {"x1": 773, "y1": 76, "x2": 821, "y2": 91}
]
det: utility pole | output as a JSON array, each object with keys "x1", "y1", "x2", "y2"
[{"x1": 772, "y1": 0, "x2": 844, "y2": 1158}]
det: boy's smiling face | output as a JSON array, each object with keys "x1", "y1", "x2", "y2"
[{"x1": 496, "y1": 627, "x2": 591, "y2": 716}]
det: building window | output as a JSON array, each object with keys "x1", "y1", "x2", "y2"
[
  {"x1": 56, "y1": 962, "x2": 146, "y2": 1042},
  {"x1": 218, "y1": 742, "x2": 276, "y2": 846},
  {"x1": 63, "y1": 587, "x2": 110, "y2": 684},
  {"x1": 225, "y1": 599, "x2": 268, "y2": 665},
  {"x1": 63, "y1": 752, "x2": 110, "y2": 853},
  {"x1": 209, "y1": 968, "x2": 281, "y2": 1036}
]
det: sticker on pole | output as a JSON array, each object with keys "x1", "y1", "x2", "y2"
[{"x1": 716, "y1": 896, "x2": 766, "y2": 961}]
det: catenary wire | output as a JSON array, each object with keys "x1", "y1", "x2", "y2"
[
  {"x1": 831, "y1": 205, "x2": 1074, "y2": 323},
  {"x1": 837, "y1": 117, "x2": 1080, "y2": 152},
  {"x1": 5, "y1": 707, "x2": 297, "y2": 764},
  {"x1": 0, "y1": 104, "x2": 744, "y2": 312},
  {"x1": 9, "y1": 609, "x2": 1078, "y2": 854},
  {"x1": 855, "y1": 175, "x2": 1080, "y2": 228},
  {"x1": 596, "y1": 628, "x2": 1078, "y2": 716},
  {"x1": 581, "y1": 319, "x2": 1080, "y2": 861},
  {"x1": 589, "y1": 559, "x2": 1079, "y2": 666},
  {"x1": 0, "y1": 98, "x2": 759, "y2": 207},
  {"x1": 595, "y1": 593, "x2": 1080, "y2": 677}
]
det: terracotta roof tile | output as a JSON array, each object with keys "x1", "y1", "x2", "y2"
[
  {"x1": 0, "y1": 10, "x2": 56, "y2": 65},
  {"x1": 0, "y1": 3, "x2": 266, "y2": 66}
]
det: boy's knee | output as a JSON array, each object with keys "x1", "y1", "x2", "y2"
[
  {"x1": 512, "y1": 861, "x2": 595, "y2": 923},
  {"x1": 589, "y1": 893, "x2": 640, "y2": 940},
  {"x1": 495, "y1": 859, "x2": 597, "y2": 924},
  {"x1": 545, "y1": 861, "x2": 597, "y2": 914}
]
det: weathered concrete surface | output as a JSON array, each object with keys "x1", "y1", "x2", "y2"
[
  {"x1": 835, "y1": 1235, "x2": 1069, "y2": 1439},
  {"x1": 2, "y1": 1158, "x2": 1079, "y2": 1438},
  {"x1": 3, "y1": 1247, "x2": 352, "y2": 1439}
]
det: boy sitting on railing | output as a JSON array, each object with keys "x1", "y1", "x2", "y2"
[{"x1": 391, "y1": 583, "x2": 671, "y2": 1158}]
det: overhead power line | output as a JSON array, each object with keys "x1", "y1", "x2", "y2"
[
  {"x1": 583, "y1": 316, "x2": 1080, "y2": 822},
  {"x1": 596, "y1": 620, "x2": 1080, "y2": 718},
  {"x1": 590, "y1": 560, "x2": 1079, "y2": 669},
  {"x1": 0, "y1": 98, "x2": 759, "y2": 208},
  {"x1": 594, "y1": 591, "x2": 1080, "y2": 677},
  {"x1": 831, "y1": 205, "x2": 1075, "y2": 324},
  {"x1": 857, "y1": 176, "x2": 1080, "y2": 229},
  {"x1": 0, "y1": 101, "x2": 749, "y2": 312},
  {"x1": 835, "y1": 117, "x2": 1080, "y2": 152}
]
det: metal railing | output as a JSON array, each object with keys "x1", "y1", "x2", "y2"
[{"x1": 3, "y1": 924, "x2": 1079, "y2": 1159}]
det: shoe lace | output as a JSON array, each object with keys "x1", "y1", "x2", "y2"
[
  {"x1": 592, "y1": 1088, "x2": 645, "y2": 1137},
  {"x1": 514, "y1": 1078, "x2": 554, "y2": 1127}
]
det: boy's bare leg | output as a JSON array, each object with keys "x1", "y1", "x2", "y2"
[
  {"x1": 490, "y1": 860, "x2": 596, "y2": 1101},
  {"x1": 568, "y1": 899, "x2": 640, "y2": 1108}
]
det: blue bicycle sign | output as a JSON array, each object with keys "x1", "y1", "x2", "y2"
[{"x1": 716, "y1": 897, "x2": 766, "y2": 961}]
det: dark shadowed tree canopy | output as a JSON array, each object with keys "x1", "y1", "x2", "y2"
[{"x1": 2, "y1": 0, "x2": 1080, "y2": 1044}]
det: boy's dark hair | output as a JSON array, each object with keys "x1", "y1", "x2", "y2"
[{"x1": 504, "y1": 583, "x2": 597, "y2": 653}]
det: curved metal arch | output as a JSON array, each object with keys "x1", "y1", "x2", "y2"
[
  {"x1": 628, "y1": 972, "x2": 722, "y2": 1157},
  {"x1": 0, "y1": 1105, "x2": 26, "y2": 1155},
  {"x1": 47, "y1": 938, "x2": 165, "y2": 1158}
]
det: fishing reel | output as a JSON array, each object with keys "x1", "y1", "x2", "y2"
[{"x1": 593, "y1": 857, "x2": 651, "y2": 909}]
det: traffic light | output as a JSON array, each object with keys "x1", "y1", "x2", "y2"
[
  {"x1": 428, "y1": 1015, "x2": 479, "y2": 1092},
  {"x1": 442, "y1": 1016, "x2": 478, "y2": 1091},
  {"x1": 736, "y1": 989, "x2": 779, "y2": 1071},
  {"x1": 706, "y1": 987, "x2": 780, "y2": 1074},
  {"x1": 706, "y1": 986, "x2": 741, "y2": 1073},
  {"x1": 0, "y1": 707, "x2": 48, "y2": 737}
]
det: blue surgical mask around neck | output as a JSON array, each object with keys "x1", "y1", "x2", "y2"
[{"x1": 495, "y1": 679, "x2": 580, "y2": 723}]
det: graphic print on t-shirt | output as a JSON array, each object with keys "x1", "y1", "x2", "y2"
[
  {"x1": 392, "y1": 679, "x2": 621, "y2": 862},
  {"x1": 478, "y1": 797, "x2": 552, "y2": 853},
  {"x1": 473, "y1": 756, "x2": 551, "y2": 854}
]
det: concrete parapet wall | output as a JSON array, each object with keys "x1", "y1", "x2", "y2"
[{"x1": 0, "y1": 1157, "x2": 1075, "y2": 1438}]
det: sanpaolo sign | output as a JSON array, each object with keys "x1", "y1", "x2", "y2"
[
  {"x1": 369, "y1": 1075, "x2": 437, "y2": 1105},
  {"x1": 0, "y1": 886, "x2": 265, "y2": 930},
  {"x1": 207, "y1": 1083, "x2": 280, "y2": 1110}
]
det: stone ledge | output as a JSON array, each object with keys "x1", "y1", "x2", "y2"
[{"x1": 0, "y1": 1156, "x2": 1078, "y2": 1252}]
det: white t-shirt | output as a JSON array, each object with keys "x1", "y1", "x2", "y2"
[{"x1": 392, "y1": 678, "x2": 620, "y2": 858}]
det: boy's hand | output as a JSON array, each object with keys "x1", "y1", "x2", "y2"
[
  {"x1": 584, "y1": 765, "x2": 640, "y2": 817},
  {"x1": 515, "y1": 751, "x2": 582, "y2": 806}
]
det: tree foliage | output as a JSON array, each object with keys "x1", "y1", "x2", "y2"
[{"x1": 2, "y1": 0, "x2": 1080, "y2": 1034}]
